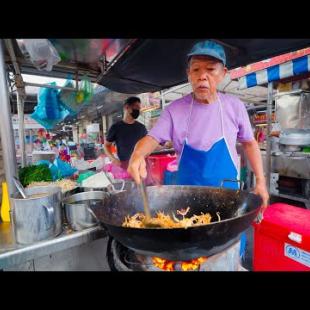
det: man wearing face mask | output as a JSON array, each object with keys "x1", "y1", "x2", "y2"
[
  {"x1": 128, "y1": 41, "x2": 268, "y2": 207},
  {"x1": 104, "y1": 96, "x2": 147, "y2": 170}
]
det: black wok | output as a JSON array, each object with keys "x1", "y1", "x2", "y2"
[{"x1": 90, "y1": 185, "x2": 262, "y2": 260}]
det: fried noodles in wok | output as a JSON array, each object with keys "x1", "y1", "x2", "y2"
[{"x1": 122, "y1": 207, "x2": 221, "y2": 228}]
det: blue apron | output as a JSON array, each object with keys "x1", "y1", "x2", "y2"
[{"x1": 176, "y1": 94, "x2": 246, "y2": 257}]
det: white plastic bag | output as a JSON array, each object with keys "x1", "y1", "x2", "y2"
[
  {"x1": 71, "y1": 158, "x2": 90, "y2": 171},
  {"x1": 88, "y1": 157, "x2": 105, "y2": 171},
  {"x1": 20, "y1": 39, "x2": 61, "y2": 71},
  {"x1": 81, "y1": 172, "x2": 111, "y2": 188}
]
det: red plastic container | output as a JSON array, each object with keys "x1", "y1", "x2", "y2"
[
  {"x1": 146, "y1": 154, "x2": 177, "y2": 185},
  {"x1": 253, "y1": 203, "x2": 310, "y2": 271}
]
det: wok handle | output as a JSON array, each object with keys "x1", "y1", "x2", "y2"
[
  {"x1": 86, "y1": 206, "x2": 100, "y2": 224},
  {"x1": 107, "y1": 179, "x2": 125, "y2": 193},
  {"x1": 85, "y1": 206, "x2": 109, "y2": 236},
  {"x1": 220, "y1": 179, "x2": 244, "y2": 190}
]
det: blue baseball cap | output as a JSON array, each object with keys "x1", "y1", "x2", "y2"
[{"x1": 187, "y1": 40, "x2": 226, "y2": 66}]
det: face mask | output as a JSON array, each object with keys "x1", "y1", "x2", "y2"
[{"x1": 131, "y1": 109, "x2": 140, "y2": 119}]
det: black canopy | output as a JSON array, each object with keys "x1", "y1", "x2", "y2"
[
  {"x1": 6, "y1": 39, "x2": 310, "y2": 94},
  {"x1": 98, "y1": 39, "x2": 310, "y2": 93}
]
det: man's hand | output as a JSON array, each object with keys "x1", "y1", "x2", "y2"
[
  {"x1": 127, "y1": 153, "x2": 147, "y2": 184},
  {"x1": 127, "y1": 136, "x2": 159, "y2": 184},
  {"x1": 242, "y1": 140, "x2": 269, "y2": 214},
  {"x1": 253, "y1": 179, "x2": 269, "y2": 211}
]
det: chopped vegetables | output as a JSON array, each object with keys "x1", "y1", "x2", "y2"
[{"x1": 19, "y1": 164, "x2": 52, "y2": 187}]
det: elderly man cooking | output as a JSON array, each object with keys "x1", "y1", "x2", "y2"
[{"x1": 128, "y1": 40, "x2": 269, "y2": 209}]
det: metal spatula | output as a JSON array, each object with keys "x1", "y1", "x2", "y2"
[{"x1": 138, "y1": 181, "x2": 161, "y2": 228}]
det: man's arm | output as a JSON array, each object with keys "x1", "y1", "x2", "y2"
[
  {"x1": 104, "y1": 124, "x2": 121, "y2": 166},
  {"x1": 127, "y1": 136, "x2": 159, "y2": 184},
  {"x1": 104, "y1": 141, "x2": 121, "y2": 166},
  {"x1": 128, "y1": 107, "x2": 172, "y2": 183},
  {"x1": 242, "y1": 139, "x2": 269, "y2": 209}
]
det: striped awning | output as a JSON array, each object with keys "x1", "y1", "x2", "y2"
[{"x1": 238, "y1": 55, "x2": 310, "y2": 89}]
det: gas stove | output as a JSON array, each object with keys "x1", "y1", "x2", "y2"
[{"x1": 106, "y1": 238, "x2": 245, "y2": 271}]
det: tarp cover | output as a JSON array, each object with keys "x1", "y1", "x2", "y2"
[{"x1": 99, "y1": 39, "x2": 310, "y2": 93}]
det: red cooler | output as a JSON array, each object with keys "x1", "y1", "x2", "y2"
[
  {"x1": 253, "y1": 203, "x2": 310, "y2": 271},
  {"x1": 146, "y1": 154, "x2": 176, "y2": 185}
]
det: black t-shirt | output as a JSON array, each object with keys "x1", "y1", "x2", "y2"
[{"x1": 106, "y1": 121, "x2": 147, "y2": 161}]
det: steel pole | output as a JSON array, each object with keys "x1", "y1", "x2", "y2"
[
  {"x1": 24, "y1": 81, "x2": 77, "y2": 91},
  {"x1": 161, "y1": 91, "x2": 165, "y2": 109},
  {"x1": 266, "y1": 82, "x2": 273, "y2": 191},
  {"x1": 0, "y1": 40, "x2": 18, "y2": 195},
  {"x1": 16, "y1": 90, "x2": 26, "y2": 167}
]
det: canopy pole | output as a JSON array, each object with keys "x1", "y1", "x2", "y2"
[
  {"x1": 265, "y1": 82, "x2": 273, "y2": 191},
  {"x1": 16, "y1": 89, "x2": 26, "y2": 167},
  {"x1": 75, "y1": 70, "x2": 79, "y2": 90},
  {"x1": 161, "y1": 91, "x2": 165, "y2": 109},
  {"x1": 5, "y1": 39, "x2": 28, "y2": 168},
  {"x1": 24, "y1": 81, "x2": 78, "y2": 91},
  {"x1": 0, "y1": 40, "x2": 18, "y2": 195},
  {"x1": 14, "y1": 73, "x2": 27, "y2": 168}
]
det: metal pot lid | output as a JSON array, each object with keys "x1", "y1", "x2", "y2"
[
  {"x1": 63, "y1": 191, "x2": 107, "y2": 204},
  {"x1": 279, "y1": 129, "x2": 310, "y2": 146}
]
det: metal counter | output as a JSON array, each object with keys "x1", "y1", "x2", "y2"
[
  {"x1": 0, "y1": 222, "x2": 107, "y2": 269},
  {"x1": 261, "y1": 151, "x2": 310, "y2": 179}
]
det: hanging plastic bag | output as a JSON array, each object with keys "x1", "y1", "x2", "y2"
[
  {"x1": 59, "y1": 75, "x2": 93, "y2": 113},
  {"x1": 59, "y1": 75, "x2": 80, "y2": 113},
  {"x1": 31, "y1": 83, "x2": 70, "y2": 130},
  {"x1": 18, "y1": 39, "x2": 61, "y2": 71},
  {"x1": 78, "y1": 75, "x2": 94, "y2": 103},
  {"x1": 41, "y1": 83, "x2": 60, "y2": 120},
  {"x1": 59, "y1": 75, "x2": 94, "y2": 115}
]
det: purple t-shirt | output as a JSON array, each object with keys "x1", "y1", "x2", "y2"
[{"x1": 148, "y1": 92, "x2": 254, "y2": 167}]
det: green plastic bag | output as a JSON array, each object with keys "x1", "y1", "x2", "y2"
[
  {"x1": 77, "y1": 171, "x2": 95, "y2": 184},
  {"x1": 59, "y1": 75, "x2": 94, "y2": 113},
  {"x1": 59, "y1": 78, "x2": 80, "y2": 113},
  {"x1": 78, "y1": 75, "x2": 94, "y2": 103}
]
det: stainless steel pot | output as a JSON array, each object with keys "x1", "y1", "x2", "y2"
[
  {"x1": 63, "y1": 191, "x2": 106, "y2": 231},
  {"x1": 10, "y1": 186, "x2": 62, "y2": 244},
  {"x1": 64, "y1": 180, "x2": 135, "y2": 197},
  {"x1": 80, "y1": 179, "x2": 133, "y2": 193},
  {"x1": 107, "y1": 180, "x2": 135, "y2": 193},
  {"x1": 279, "y1": 129, "x2": 310, "y2": 146}
]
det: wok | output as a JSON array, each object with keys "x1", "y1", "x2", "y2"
[{"x1": 90, "y1": 185, "x2": 262, "y2": 260}]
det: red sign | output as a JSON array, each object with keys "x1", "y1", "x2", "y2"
[{"x1": 253, "y1": 112, "x2": 276, "y2": 124}]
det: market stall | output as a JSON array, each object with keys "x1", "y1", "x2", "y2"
[
  {"x1": 236, "y1": 53, "x2": 310, "y2": 209},
  {"x1": 0, "y1": 39, "x2": 139, "y2": 270},
  {"x1": 1, "y1": 38, "x2": 310, "y2": 271},
  {"x1": 235, "y1": 52, "x2": 310, "y2": 271}
]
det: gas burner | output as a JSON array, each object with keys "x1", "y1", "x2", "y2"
[{"x1": 106, "y1": 238, "x2": 244, "y2": 271}]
